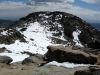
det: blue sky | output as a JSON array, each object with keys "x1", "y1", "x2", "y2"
[{"x1": 0, "y1": 0, "x2": 100, "y2": 23}]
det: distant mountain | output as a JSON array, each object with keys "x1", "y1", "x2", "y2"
[
  {"x1": 0, "y1": 19, "x2": 16, "y2": 27},
  {"x1": 89, "y1": 23, "x2": 100, "y2": 31}
]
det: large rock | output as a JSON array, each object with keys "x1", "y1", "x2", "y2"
[
  {"x1": 74, "y1": 66, "x2": 100, "y2": 75},
  {"x1": 0, "y1": 56, "x2": 13, "y2": 64},
  {"x1": 22, "y1": 54, "x2": 47, "y2": 65},
  {"x1": 44, "y1": 45, "x2": 97, "y2": 64}
]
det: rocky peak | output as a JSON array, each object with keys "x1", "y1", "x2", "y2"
[{"x1": 9, "y1": 11, "x2": 100, "y2": 47}]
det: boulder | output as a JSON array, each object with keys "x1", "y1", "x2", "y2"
[
  {"x1": 22, "y1": 54, "x2": 47, "y2": 65},
  {"x1": 44, "y1": 45, "x2": 97, "y2": 64},
  {"x1": 0, "y1": 56, "x2": 13, "y2": 64},
  {"x1": 0, "y1": 47, "x2": 6, "y2": 53},
  {"x1": 74, "y1": 66, "x2": 100, "y2": 75}
]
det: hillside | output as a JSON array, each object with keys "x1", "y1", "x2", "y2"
[{"x1": 10, "y1": 11, "x2": 100, "y2": 45}]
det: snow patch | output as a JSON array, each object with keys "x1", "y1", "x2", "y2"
[
  {"x1": 0, "y1": 53, "x2": 29, "y2": 63},
  {"x1": 39, "y1": 14, "x2": 49, "y2": 18},
  {"x1": 46, "y1": 61, "x2": 89, "y2": 68},
  {"x1": 72, "y1": 29, "x2": 83, "y2": 47},
  {"x1": 1, "y1": 30, "x2": 8, "y2": 35}
]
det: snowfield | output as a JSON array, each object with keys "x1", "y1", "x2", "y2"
[{"x1": 0, "y1": 21, "x2": 88, "y2": 68}]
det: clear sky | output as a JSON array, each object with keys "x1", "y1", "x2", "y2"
[{"x1": 0, "y1": 0, "x2": 100, "y2": 23}]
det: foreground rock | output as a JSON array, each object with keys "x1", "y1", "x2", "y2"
[
  {"x1": 74, "y1": 66, "x2": 100, "y2": 75},
  {"x1": 0, "y1": 56, "x2": 13, "y2": 64},
  {"x1": 44, "y1": 45, "x2": 97, "y2": 64},
  {"x1": 22, "y1": 54, "x2": 47, "y2": 65}
]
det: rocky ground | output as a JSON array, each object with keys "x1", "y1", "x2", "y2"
[
  {"x1": 0, "y1": 46, "x2": 100, "y2": 75},
  {"x1": 0, "y1": 62, "x2": 89, "y2": 75},
  {"x1": 1, "y1": 60, "x2": 100, "y2": 75}
]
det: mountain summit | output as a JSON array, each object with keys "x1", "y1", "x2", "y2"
[
  {"x1": 11, "y1": 11, "x2": 100, "y2": 46},
  {"x1": 0, "y1": 11, "x2": 100, "y2": 62}
]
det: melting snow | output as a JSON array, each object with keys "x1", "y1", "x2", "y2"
[
  {"x1": 46, "y1": 61, "x2": 89, "y2": 68},
  {"x1": 72, "y1": 29, "x2": 83, "y2": 47}
]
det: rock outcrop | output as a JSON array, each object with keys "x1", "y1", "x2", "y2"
[
  {"x1": 44, "y1": 45, "x2": 97, "y2": 64},
  {"x1": 0, "y1": 47, "x2": 12, "y2": 53},
  {"x1": 0, "y1": 29, "x2": 26, "y2": 44},
  {"x1": 0, "y1": 47, "x2": 6, "y2": 53},
  {"x1": 0, "y1": 56, "x2": 13, "y2": 64}
]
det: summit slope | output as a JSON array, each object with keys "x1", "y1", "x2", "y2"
[{"x1": 11, "y1": 11, "x2": 100, "y2": 46}]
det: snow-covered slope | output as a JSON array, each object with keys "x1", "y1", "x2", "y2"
[
  {"x1": 0, "y1": 21, "x2": 66, "y2": 62},
  {"x1": 0, "y1": 11, "x2": 100, "y2": 68}
]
